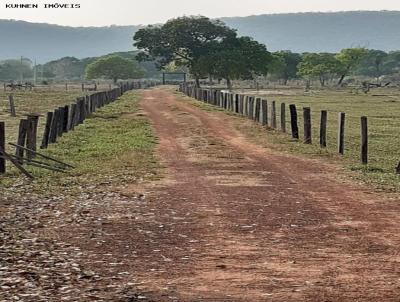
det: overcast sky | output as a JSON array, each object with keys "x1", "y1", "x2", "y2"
[{"x1": 1, "y1": 0, "x2": 400, "y2": 26}]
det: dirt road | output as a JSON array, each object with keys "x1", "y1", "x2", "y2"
[{"x1": 64, "y1": 87, "x2": 400, "y2": 301}]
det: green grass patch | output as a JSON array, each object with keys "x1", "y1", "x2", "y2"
[
  {"x1": 178, "y1": 87, "x2": 400, "y2": 192},
  {"x1": 1, "y1": 91, "x2": 159, "y2": 195}
]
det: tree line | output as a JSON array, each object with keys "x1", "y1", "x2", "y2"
[
  {"x1": 1, "y1": 16, "x2": 400, "y2": 87},
  {"x1": 134, "y1": 16, "x2": 400, "y2": 88}
]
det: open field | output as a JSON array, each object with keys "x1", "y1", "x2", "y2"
[
  {"x1": 1, "y1": 84, "x2": 399, "y2": 191},
  {"x1": 1, "y1": 87, "x2": 400, "y2": 301},
  {"x1": 0, "y1": 89, "x2": 158, "y2": 187},
  {"x1": 0, "y1": 86, "x2": 109, "y2": 151},
  {"x1": 230, "y1": 86, "x2": 400, "y2": 191}
]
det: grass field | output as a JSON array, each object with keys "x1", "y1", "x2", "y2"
[
  {"x1": 1, "y1": 85, "x2": 399, "y2": 193},
  {"x1": 0, "y1": 84, "x2": 117, "y2": 153},
  {"x1": 0, "y1": 91, "x2": 157, "y2": 192},
  {"x1": 233, "y1": 86, "x2": 400, "y2": 191}
]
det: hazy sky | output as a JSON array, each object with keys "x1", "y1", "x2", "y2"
[{"x1": 1, "y1": 0, "x2": 400, "y2": 26}]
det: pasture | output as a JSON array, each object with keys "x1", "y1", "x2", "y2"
[
  {"x1": 232, "y1": 86, "x2": 400, "y2": 191},
  {"x1": 0, "y1": 83, "x2": 117, "y2": 148},
  {"x1": 0, "y1": 88, "x2": 158, "y2": 190}
]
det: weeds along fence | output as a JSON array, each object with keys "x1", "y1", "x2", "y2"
[
  {"x1": 0, "y1": 81, "x2": 159, "y2": 176},
  {"x1": 179, "y1": 83, "x2": 400, "y2": 174}
]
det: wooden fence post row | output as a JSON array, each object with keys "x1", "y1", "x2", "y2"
[
  {"x1": 40, "y1": 81, "x2": 158, "y2": 150},
  {"x1": 178, "y1": 83, "x2": 390, "y2": 169},
  {"x1": 0, "y1": 81, "x2": 160, "y2": 174}
]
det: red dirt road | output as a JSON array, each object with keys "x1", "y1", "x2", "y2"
[
  {"x1": 61, "y1": 87, "x2": 400, "y2": 301},
  {"x1": 124, "y1": 87, "x2": 400, "y2": 301}
]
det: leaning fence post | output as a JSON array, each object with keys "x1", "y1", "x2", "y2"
[
  {"x1": 26, "y1": 115, "x2": 39, "y2": 160},
  {"x1": 8, "y1": 95, "x2": 16, "y2": 117},
  {"x1": 289, "y1": 104, "x2": 299, "y2": 139},
  {"x1": 280, "y1": 103, "x2": 286, "y2": 132},
  {"x1": 320, "y1": 110, "x2": 327, "y2": 148},
  {"x1": 303, "y1": 107, "x2": 312, "y2": 144},
  {"x1": 338, "y1": 112, "x2": 346, "y2": 154},
  {"x1": 0, "y1": 122, "x2": 5, "y2": 173},
  {"x1": 361, "y1": 116, "x2": 368, "y2": 164},
  {"x1": 16, "y1": 119, "x2": 28, "y2": 162}
]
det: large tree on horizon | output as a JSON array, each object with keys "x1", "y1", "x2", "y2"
[
  {"x1": 133, "y1": 16, "x2": 237, "y2": 87},
  {"x1": 197, "y1": 36, "x2": 273, "y2": 89},
  {"x1": 335, "y1": 48, "x2": 368, "y2": 85},
  {"x1": 85, "y1": 55, "x2": 144, "y2": 83}
]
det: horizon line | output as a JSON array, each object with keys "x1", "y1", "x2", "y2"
[{"x1": 0, "y1": 9, "x2": 399, "y2": 28}]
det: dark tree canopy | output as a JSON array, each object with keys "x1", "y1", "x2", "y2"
[
  {"x1": 134, "y1": 16, "x2": 236, "y2": 85},
  {"x1": 297, "y1": 53, "x2": 341, "y2": 86},
  {"x1": 85, "y1": 55, "x2": 144, "y2": 83},
  {"x1": 271, "y1": 51, "x2": 302, "y2": 84},
  {"x1": 198, "y1": 36, "x2": 273, "y2": 88},
  {"x1": 0, "y1": 59, "x2": 33, "y2": 81},
  {"x1": 134, "y1": 16, "x2": 273, "y2": 88}
]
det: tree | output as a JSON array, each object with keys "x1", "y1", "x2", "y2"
[
  {"x1": 134, "y1": 16, "x2": 236, "y2": 87},
  {"x1": 356, "y1": 50, "x2": 393, "y2": 82},
  {"x1": 0, "y1": 59, "x2": 33, "y2": 81},
  {"x1": 335, "y1": 48, "x2": 368, "y2": 85},
  {"x1": 201, "y1": 36, "x2": 273, "y2": 89},
  {"x1": 271, "y1": 51, "x2": 302, "y2": 84},
  {"x1": 298, "y1": 53, "x2": 340, "y2": 86},
  {"x1": 85, "y1": 55, "x2": 144, "y2": 83}
]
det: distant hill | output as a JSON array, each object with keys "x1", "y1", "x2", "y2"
[
  {"x1": 0, "y1": 20, "x2": 139, "y2": 63},
  {"x1": 1, "y1": 11, "x2": 400, "y2": 63},
  {"x1": 221, "y1": 11, "x2": 400, "y2": 53}
]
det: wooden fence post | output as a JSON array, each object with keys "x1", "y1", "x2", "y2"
[
  {"x1": 63, "y1": 105, "x2": 69, "y2": 133},
  {"x1": 248, "y1": 97, "x2": 254, "y2": 119},
  {"x1": 41, "y1": 112, "x2": 53, "y2": 149},
  {"x1": 260, "y1": 99, "x2": 267, "y2": 126},
  {"x1": 68, "y1": 104, "x2": 76, "y2": 131},
  {"x1": 338, "y1": 112, "x2": 346, "y2": 155},
  {"x1": 280, "y1": 103, "x2": 286, "y2": 132},
  {"x1": 16, "y1": 119, "x2": 28, "y2": 162},
  {"x1": 255, "y1": 98, "x2": 261, "y2": 121},
  {"x1": 320, "y1": 110, "x2": 327, "y2": 148},
  {"x1": 243, "y1": 96, "x2": 248, "y2": 116},
  {"x1": 57, "y1": 107, "x2": 64, "y2": 137},
  {"x1": 289, "y1": 104, "x2": 299, "y2": 139},
  {"x1": 271, "y1": 101, "x2": 277, "y2": 128},
  {"x1": 361, "y1": 116, "x2": 368, "y2": 164},
  {"x1": 26, "y1": 115, "x2": 39, "y2": 159},
  {"x1": 49, "y1": 109, "x2": 59, "y2": 144},
  {"x1": 235, "y1": 94, "x2": 239, "y2": 113},
  {"x1": 0, "y1": 122, "x2": 5, "y2": 173},
  {"x1": 303, "y1": 107, "x2": 312, "y2": 144},
  {"x1": 8, "y1": 95, "x2": 16, "y2": 117}
]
